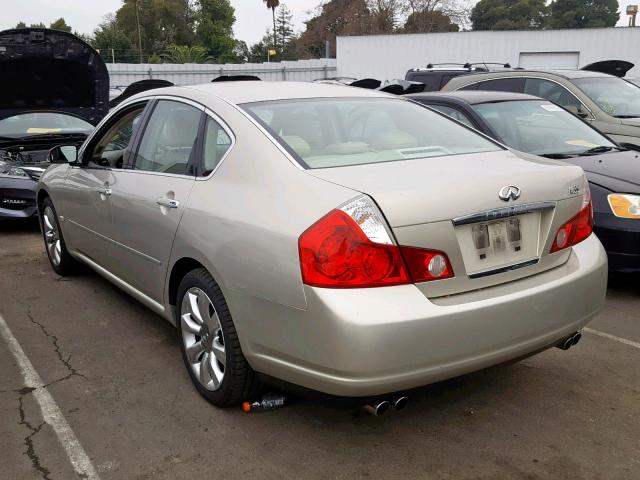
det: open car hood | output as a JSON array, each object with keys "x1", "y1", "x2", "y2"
[
  {"x1": 581, "y1": 60, "x2": 634, "y2": 77},
  {"x1": 0, "y1": 28, "x2": 109, "y2": 125}
]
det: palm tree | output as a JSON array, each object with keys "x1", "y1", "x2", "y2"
[
  {"x1": 263, "y1": 0, "x2": 280, "y2": 50},
  {"x1": 162, "y1": 45, "x2": 212, "y2": 64}
]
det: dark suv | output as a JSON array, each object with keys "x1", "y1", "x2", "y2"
[{"x1": 405, "y1": 63, "x2": 512, "y2": 92}]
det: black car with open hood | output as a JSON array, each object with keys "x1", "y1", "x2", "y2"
[{"x1": 0, "y1": 28, "x2": 108, "y2": 219}]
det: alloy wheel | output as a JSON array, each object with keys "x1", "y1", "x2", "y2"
[
  {"x1": 43, "y1": 206, "x2": 62, "y2": 267},
  {"x1": 180, "y1": 287, "x2": 226, "y2": 391}
]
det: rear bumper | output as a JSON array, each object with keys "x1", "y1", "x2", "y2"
[
  {"x1": 594, "y1": 212, "x2": 640, "y2": 272},
  {"x1": 239, "y1": 235, "x2": 608, "y2": 397},
  {"x1": 0, "y1": 178, "x2": 38, "y2": 219}
]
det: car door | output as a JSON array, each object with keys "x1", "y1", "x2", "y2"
[
  {"x1": 523, "y1": 77, "x2": 594, "y2": 121},
  {"x1": 106, "y1": 98, "x2": 202, "y2": 302},
  {"x1": 62, "y1": 102, "x2": 148, "y2": 267}
]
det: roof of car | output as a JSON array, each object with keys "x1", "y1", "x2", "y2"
[
  {"x1": 450, "y1": 68, "x2": 614, "y2": 82},
  {"x1": 407, "y1": 90, "x2": 543, "y2": 105},
  {"x1": 144, "y1": 81, "x2": 390, "y2": 105}
]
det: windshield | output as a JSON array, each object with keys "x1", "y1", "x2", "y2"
[
  {"x1": 473, "y1": 100, "x2": 615, "y2": 156},
  {"x1": 242, "y1": 97, "x2": 501, "y2": 169},
  {"x1": 572, "y1": 77, "x2": 640, "y2": 118},
  {"x1": 0, "y1": 113, "x2": 93, "y2": 137}
]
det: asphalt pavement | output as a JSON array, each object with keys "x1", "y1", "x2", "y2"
[{"x1": 1, "y1": 219, "x2": 638, "y2": 479}]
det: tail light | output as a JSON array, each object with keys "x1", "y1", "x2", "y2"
[
  {"x1": 550, "y1": 183, "x2": 593, "y2": 253},
  {"x1": 298, "y1": 196, "x2": 453, "y2": 288}
]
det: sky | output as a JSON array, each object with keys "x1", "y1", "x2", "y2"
[
  {"x1": 0, "y1": 0, "x2": 320, "y2": 45},
  {"x1": 0, "y1": 0, "x2": 636, "y2": 46}
]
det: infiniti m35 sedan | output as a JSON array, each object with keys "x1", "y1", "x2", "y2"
[{"x1": 37, "y1": 82, "x2": 607, "y2": 407}]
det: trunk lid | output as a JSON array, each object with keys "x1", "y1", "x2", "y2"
[
  {"x1": 308, "y1": 150, "x2": 588, "y2": 296},
  {"x1": 0, "y1": 28, "x2": 109, "y2": 125}
]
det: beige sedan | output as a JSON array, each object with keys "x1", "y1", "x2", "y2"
[{"x1": 37, "y1": 81, "x2": 607, "y2": 407}]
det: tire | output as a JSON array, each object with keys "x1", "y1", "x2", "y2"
[
  {"x1": 176, "y1": 268, "x2": 260, "y2": 407},
  {"x1": 40, "y1": 197, "x2": 80, "y2": 276}
]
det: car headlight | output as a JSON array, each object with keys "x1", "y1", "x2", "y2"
[
  {"x1": 0, "y1": 163, "x2": 29, "y2": 178},
  {"x1": 608, "y1": 194, "x2": 640, "y2": 219}
]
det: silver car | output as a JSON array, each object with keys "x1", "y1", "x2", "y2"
[{"x1": 37, "y1": 82, "x2": 607, "y2": 407}]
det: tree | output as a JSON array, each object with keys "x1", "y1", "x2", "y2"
[
  {"x1": 93, "y1": 14, "x2": 137, "y2": 63},
  {"x1": 403, "y1": 0, "x2": 470, "y2": 28},
  {"x1": 15, "y1": 21, "x2": 27, "y2": 29},
  {"x1": 115, "y1": 0, "x2": 196, "y2": 61},
  {"x1": 195, "y1": 0, "x2": 236, "y2": 62},
  {"x1": 29, "y1": 23, "x2": 47, "y2": 28},
  {"x1": 263, "y1": 0, "x2": 280, "y2": 47},
  {"x1": 404, "y1": 10, "x2": 459, "y2": 32},
  {"x1": 297, "y1": 0, "x2": 373, "y2": 57},
  {"x1": 50, "y1": 18, "x2": 72, "y2": 32},
  {"x1": 275, "y1": 4, "x2": 295, "y2": 55},
  {"x1": 471, "y1": 0, "x2": 548, "y2": 30},
  {"x1": 368, "y1": 0, "x2": 404, "y2": 32},
  {"x1": 163, "y1": 45, "x2": 212, "y2": 63},
  {"x1": 547, "y1": 0, "x2": 619, "y2": 29}
]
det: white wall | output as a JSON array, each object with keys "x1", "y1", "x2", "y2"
[
  {"x1": 107, "y1": 59, "x2": 337, "y2": 87},
  {"x1": 337, "y1": 28, "x2": 640, "y2": 81}
]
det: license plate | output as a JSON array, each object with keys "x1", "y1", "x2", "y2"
[{"x1": 472, "y1": 218, "x2": 522, "y2": 260}]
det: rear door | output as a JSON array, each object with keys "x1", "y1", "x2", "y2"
[{"x1": 107, "y1": 98, "x2": 202, "y2": 302}]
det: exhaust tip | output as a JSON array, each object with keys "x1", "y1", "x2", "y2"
[
  {"x1": 556, "y1": 332, "x2": 581, "y2": 350},
  {"x1": 364, "y1": 400, "x2": 391, "y2": 416},
  {"x1": 393, "y1": 396, "x2": 409, "y2": 412}
]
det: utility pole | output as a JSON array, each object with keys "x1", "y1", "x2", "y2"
[{"x1": 135, "y1": 0, "x2": 143, "y2": 63}]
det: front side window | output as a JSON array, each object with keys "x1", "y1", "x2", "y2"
[
  {"x1": 87, "y1": 105, "x2": 145, "y2": 168},
  {"x1": 0, "y1": 112, "x2": 93, "y2": 137},
  {"x1": 572, "y1": 76, "x2": 640, "y2": 118},
  {"x1": 524, "y1": 78, "x2": 583, "y2": 114},
  {"x1": 473, "y1": 100, "x2": 615, "y2": 156},
  {"x1": 242, "y1": 98, "x2": 501, "y2": 169},
  {"x1": 133, "y1": 100, "x2": 202, "y2": 175}
]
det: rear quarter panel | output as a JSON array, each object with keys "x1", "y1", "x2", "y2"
[{"x1": 166, "y1": 96, "x2": 358, "y2": 315}]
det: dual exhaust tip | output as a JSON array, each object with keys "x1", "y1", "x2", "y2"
[
  {"x1": 556, "y1": 331, "x2": 582, "y2": 350},
  {"x1": 364, "y1": 396, "x2": 409, "y2": 416}
]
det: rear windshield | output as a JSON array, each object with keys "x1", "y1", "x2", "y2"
[{"x1": 242, "y1": 97, "x2": 501, "y2": 169}]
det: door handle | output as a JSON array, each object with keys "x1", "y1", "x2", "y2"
[
  {"x1": 97, "y1": 188, "x2": 112, "y2": 196},
  {"x1": 156, "y1": 197, "x2": 180, "y2": 209}
]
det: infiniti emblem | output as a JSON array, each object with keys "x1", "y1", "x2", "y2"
[{"x1": 498, "y1": 185, "x2": 521, "y2": 202}]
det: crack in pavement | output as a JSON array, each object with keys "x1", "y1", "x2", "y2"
[
  {"x1": 18, "y1": 387, "x2": 52, "y2": 480},
  {"x1": 25, "y1": 308, "x2": 87, "y2": 383}
]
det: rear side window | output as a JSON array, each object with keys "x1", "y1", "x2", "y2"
[
  {"x1": 406, "y1": 73, "x2": 441, "y2": 92},
  {"x1": 427, "y1": 104, "x2": 475, "y2": 128},
  {"x1": 473, "y1": 78, "x2": 525, "y2": 93},
  {"x1": 133, "y1": 100, "x2": 202, "y2": 175},
  {"x1": 242, "y1": 97, "x2": 501, "y2": 169},
  {"x1": 202, "y1": 117, "x2": 233, "y2": 175}
]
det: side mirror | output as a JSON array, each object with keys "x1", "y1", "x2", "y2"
[{"x1": 49, "y1": 145, "x2": 78, "y2": 164}]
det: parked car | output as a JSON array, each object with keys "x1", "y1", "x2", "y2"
[
  {"x1": 37, "y1": 81, "x2": 607, "y2": 407},
  {"x1": 0, "y1": 28, "x2": 107, "y2": 219},
  {"x1": 442, "y1": 69, "x2": 640, "y2": 149},
  {"x1": 409, "y1": 91, "x2": 640, "y2": 272},
  {"x1": 405, "y1": 63, "x2": 512, "y2": 92}
]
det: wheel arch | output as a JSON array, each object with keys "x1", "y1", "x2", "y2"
[{"x1": 168, "y1": 257, "x2": 211, "y2": 307}]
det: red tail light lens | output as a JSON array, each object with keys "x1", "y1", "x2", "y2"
[
  {"x1": 299, "y1": 197, "x2": 454, "y2": 288},
  {"x1": 550, "y1": 185, "x2": 593, "y2": 253},
  {"x1": 299, "y1": 209, "x2": 410, "y2": 288}
]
